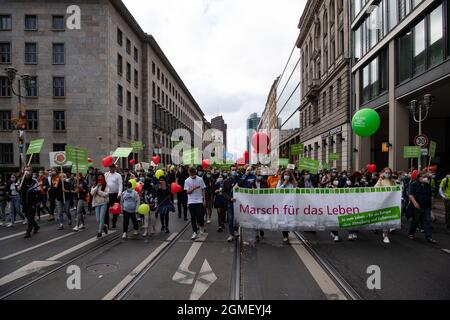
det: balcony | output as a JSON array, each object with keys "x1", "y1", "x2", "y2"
[{"x1": 306, "y1": 78, "x2": 321, "y2": 100}]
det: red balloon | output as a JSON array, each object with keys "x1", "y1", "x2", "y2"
[
  {"x1": 237, "y1": 157, "x2": 246, "y2": 166},
  {"x1": 109, "y1": 203, "x2": 121, "y2": 215},
  {"x1": 251, "y1": 132, "x2": 270, "y2": 154},
  {"x1": 87, "y1": 158, "x2": 93, "y2": 163},
  {"x1": 129, "y1": 159, "x2": 136, "y2": 166},
  {"x1": 202, "y1": 159, "x2": 211, "y2": 170},
  {"x1": 170, "y1": 183, "x2": 183, "y2": 195},
  {"x1": 152, "y1": 156, "x2": 161, "y2": 165},
  {"x1": 243, "y1": 150, "x2": 249, "y2": 162},
  {"x1": 411, "y1": 170, "x2": 419, "y2": 180},
  {"x1": 135, "y1": 183, "x2": 143, "y2": 194},
  {"x1": 367, "y1": 164, "x2": 377, "y2": 174},
  {"x1": 102, "y1": 156, "x2": 113, "y2": 168}
]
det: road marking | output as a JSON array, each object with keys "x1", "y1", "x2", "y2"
[
  {"x1": 173, "y1": 242, "x2": 204, "y2": 284},
  {"x1": 0, "y1": 232, "x2": 26, "y2": 242},
  {"x1": 102, "y1": 232, "x2": 178, "y2": 300},
  {"x1": 0, "y1": 232, "x2": 77, "y2": 261},
  {"x1": 289, "y1": 236, "x2": 347, "y2": 300},
  {"x1": 47, "y1": 231, "x2": 117, "y2": 261},
  {"x1": 0, "y1": 260, "x2": 60, "y2": 287},
  {"x1": 189, "y1": 259, "x2": 217, "y2": 300},
  {"x1": 442, "y1": 249, "x2": 450, "y2": 255}
]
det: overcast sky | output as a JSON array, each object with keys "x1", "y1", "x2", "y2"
[{"x1": 123, "y1": 0, "x2": 306, "y2": 157}]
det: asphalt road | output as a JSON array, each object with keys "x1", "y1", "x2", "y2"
[{"x1": 0, "y1": 205, "x2": 449, "y2": 300}]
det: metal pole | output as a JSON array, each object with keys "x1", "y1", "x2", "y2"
[{"x1": 418, "y1": 104, "x2": 422, "y2": 171}]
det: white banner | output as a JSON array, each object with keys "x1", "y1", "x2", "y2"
[
  {"x1": 234, "y1": 187, "x2": 402, "y2": 231},
  {"x1": 49, "y1": 152, "x2": 72, "y2": 167}
]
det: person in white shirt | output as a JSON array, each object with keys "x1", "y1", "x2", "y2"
[
  {"x1": 184, "y1": 167, "x2": 207, "y2": 240},
  {"x1": 104, "y1": 164, "x2": 123, "y2": 229}
]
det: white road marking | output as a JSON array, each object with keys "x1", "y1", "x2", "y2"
[
  {"x1": 189, "y1": 259, "x2": 217, "y2": 300},
  {"x1": 0, "y1": 232, "x2": 26, "y2": 242},
  {"x1": 102, "y1": 232, "x2": 178, "y2": 300},
  {"x1": 442, "y1": 249, "x2": 450, "y2": 255},
  {"x1": 289, "y1": 235, "x2": 347, "y2": 300},
  {"x1": 0, "y1": 260, "x2": 60, "y2": 287},
  {"x1": 0, "y1": 232, "x2": 77, "y2": 261}
]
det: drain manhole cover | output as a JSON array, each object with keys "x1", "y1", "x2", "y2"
[{"x1": 86, "y1": 263, "x2": 118, "y2": 275}]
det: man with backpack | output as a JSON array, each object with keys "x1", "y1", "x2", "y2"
[{"x1": 439, "y1": 170, "x2": 450, "y2": 232}]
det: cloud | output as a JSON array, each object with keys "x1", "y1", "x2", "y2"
[{"x1": 123, "y1": 0, "x2": 306, "y2": 155}]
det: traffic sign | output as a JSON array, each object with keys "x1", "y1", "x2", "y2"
[{"x1": 414, "y1": 134, "x2": 429, "y2": 148}]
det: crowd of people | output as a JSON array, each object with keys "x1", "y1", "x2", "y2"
[{"x1": 0, "y1": 162, "x2": 449, "y2": 245}]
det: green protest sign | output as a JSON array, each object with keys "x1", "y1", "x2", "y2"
[
  {"x1": 26, "y1": 139, "x2": 44, "y2": 155},
  {"x1": 278, "y1": 158, "x2": 289, "y2": 167},
  {"x1": 113, "y1": 147, "x2": 133, "y2": 158},
  {"x1": 298, "y1": 158, "x2": 320, "y2": 173},
  {"x1": 321, "y1": 162, "x2": 331, "y2": 170},
  {"x1": 290, "y1": 144, "x2": 304, "y2": 155},
  {"x1": 65, "y1": 146, "x2": 88, "y2": 163},
  {"x1": 182, "y1": 148, "x2": 200, "y2": 165},
  {"x1": 403, "y1": 146, "x2": 421, "y2": 159},
  {"x1": 71, "y1": 161, "x2": 89, "y2": 174},
  {"x1": 329, "y1": 153, "x2": 341, "y2": 161},
  {"x1": 429, "y1": 141, "x2": 437, "y2": 158},
  {"x1": 131, "y1": 141, "x2": 144, "y2": 152}
]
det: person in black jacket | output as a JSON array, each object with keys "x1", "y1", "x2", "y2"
[
  {"x1": 0, "y1": 174, "x2": 8, "y2": 226},
  {"x1": 222, "y1": 166, "x2": 240, "y2": 242},
  {"x1": 18, "y1": 167, "x2": 40, "y2": 238}
]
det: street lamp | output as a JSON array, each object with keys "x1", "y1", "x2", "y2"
[
  {"x1": 5, "y1": 66, "x2": 32, "y2": 172},
  {"x1": 409, "y1": 94, "x2": 432, "y2": 170}
]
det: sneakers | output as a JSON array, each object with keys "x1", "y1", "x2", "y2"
[
  {"x1": 383, "y1": 236, "x2": 390, "y2": 244},
  {"x1": 234, "y1": 231, "x2": 240, "y2": 237},
  {"x1": 6, "y1": 223, "x2": 13, "y2": 228},
  {"x1": 97, "y1": 233, "x2": 102, "y2": 238},
  {"x1": 217, "y1": 227, "x2": 223, "y2": 233},
  {"x1": 330, "y1": 233, "x2": 339, "y2": 242},
  {"x1": 227, "y1": 235, "x2": 234, "y2": 242},
  {"x1": 143, "y1": 230, "x2": 148, "y2": 237},
  {"x1": 33, "y1": 226, "x2": 40, "y2": 234},
  {"x1": 133, "y1": 230, "x2": 139, "y2": 236},
  {"x1": 283, "y1": 237, "x2": 289, "y2": 244},
  {"x1": 426, "y1": 238, "x2": 437, "y2": 244},
  {"x1": 191, "y1": 232, "x2": 197, "y2": 240},
  {"x1": 24, "y1": 233, "x2": 31, "y2": 239},
  {"x1": 103, "y1": 225, "x2": 108, "y2": 235},
  {"x1": 348, "y1": 233, "x2": 357, "y2": 241},
  {"x1": 58, "y1": 224, "x2": 64, "y2": 230},
  {"x1": 22, "y1": 220, "x2": 28, "y2": 225},
  {"x1": 207, "y1": 220, "x2": 211, "y2": 224},
  {"x1": 73, "y1": 226, "x2": 79, "y2": 232},
  {"x1": 122, "y1": 232, "x2": 127, "y2": 239},
  {"x1": 78, "y1": 224, "x2": 85, "y2": 230},
  {"x1": 0, "y1": 222, "x2": 4, "y2": 226},
  {"x1": 165, "y1": 228, "x2": 170, "y2": 234}
]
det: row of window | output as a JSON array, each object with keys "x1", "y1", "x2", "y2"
[
  {"x1": 0, "y1": 42, "x2": 65, "y2": 65},
  {"x1": 0, "y1": 14, "x2": 66, "y2": 31},
  {"x1": 360, "y1": 47, "x2": 389, "y2": 104},
  {"x1": 0, "y1": 142, "x2": 69, "y2": 165},
  {"x1": 117, "y1": 85, "x2": 139, "y2": 114},
  {"x1": 354, "y1": 0, "x2": 425, "y2": 62},
  {"x1": 0, "y1": 110, "x2": 65, "y2": 132},
  {"x1": 117, "y1": 116, "x2": 139, "y2": 140},
  {"x1": 117, "y1": 27, "x2": 139, "y2": 63},
  {"x1": 117, "y1": 54, "x2": 139, "y2": 88},
  {"x1": 0, "y1": 76, "x2": 65, "y2": 97}
]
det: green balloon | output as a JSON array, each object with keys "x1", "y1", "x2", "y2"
[{"x1": 352, "y1": 108, "x2": 381, "y2": 137}]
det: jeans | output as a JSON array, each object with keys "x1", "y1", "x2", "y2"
[
  {"x1": 177, "y1": 191, "x2": 188, "y2": 219},
  {"x1": 123, "y1": 210, "x2": 139, "y2": 233},
  {"x1": 95, "y1": 204, "x2": 107, "y2": 234},
  {"x1": 0, "y1": 201, "x2": 6, "y2": 222},
  {"x1": 159, "y1": 206, "x2": 170, "y2": 230},
  {"x1": 189, "y1": 203, "x2": 205, "y2": 233},
  {"x1": 35, "y1": 194, "x2": 50, "y2": 217},
  {"x1": 409, "y1": 207, "x2": 432, "y2": 239},
  {"x1": 444, "y1": 199, "x2": 450, "y2": 229},
  {"x1": 143, "y1": 213, "x2": 156, "y2": 233},
  {"x1": 56, "y1": 199, "x2": 72, "y2": 226},
  {"x1": 227, "y1": 203, "x2": 237, "y2": 235},
  {"x1": 217, "y1": 207, "x2": 226, "y2": 228},
  {"x1": 75, "y1": 200, "x2": 88, "y2": 227},
  {"x1": 9, "y1": 195, "x2": 23, "y2": 223}
]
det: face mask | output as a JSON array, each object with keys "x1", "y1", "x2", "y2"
[
  {"x1": 333, "y1": 181, "x2": 339, "y2": 186},
  {"x1": 231, "y1": 171, "x2": 237, "y2": 177},
  {"x1": 346, "y1": 181, "x2": 352, "y2": 186},
  {"x1": 421, "y1": 178, "x2": 429, "y2": 184},
  {"x1": 223, "y1": 173, "x2": 228, "y2": 178},
  {"x1": 361, "y1": 179, "x2": 366, "y2": 183},
  {"x1": 198, "y1": 172, "x2": 203, "y2": 177},
  {"x1": 304, "y1": 175, "x2": 310, "y2": 180},
  {"x1": 384, "y1": 173, "x2": 391, "y2": 179},
  {"x1": 342, "y1": 175, "x2": 347, "y2": 178},
  {"x1": 139, "y1": 178, "x2": 145, "y2": 182},
  {"x1": 250, "y1": 171, "x2": 255, "y2": 175},
  {"x1": 284, "y1": 175, "x2": 290, "y2": 181},
  {"x1": 216, "y1": 178, "x2": 223, "y2": 183}
]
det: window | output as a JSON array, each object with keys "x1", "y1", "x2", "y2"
[
  {"x1": 117, "y1": 54, "x2": 123, "y2": 75},
  {"x1": 0, "y1": 15, "x2": 12, "y2": 30},
  {"x1": 127, "y1": 119, "x2": 132, "y2": 139},
  {"x1": 329, "y1": 86, "x2": 333, "y2": 112},
  {"x1": 26, "y1": 76, "x2": 38, "y2": 97},
  {"x1": 379, "y1": 48, "x2": 388, "y2": 92},
  {"x1": 135, "y1": 96, "x2": 139, "y2": 114},
  {"x1": 388, "y1": 0, "x2": 399, "y2": 31},
  {"x1": 0, "y1": 42, "x2": 11, "y2": 63},
  {"x1": 126, "y1": 91, "x2": 131, "y2": 110},
  {"x1": 126, "y1": 39, "x2": 131, "y2": 54},
  {"x1": 362, "y1": 64, "x2": 370, "y2": 102},
  {"x1": 157, "y1": 86, "x2": 160, "y2": 102},
  {"x1": 152, "y1": 81, "x2": 156, "y2": 98},
  {"x1": 126, "y1": 62, "x2": 131, "y2": 82},
  {"x1": 157, "y1": 68, "x2": 160, "y2": 80},
  {"x1": 53, "y1": 143, "x2": 66, "y2": 152},
  {"x1": 134, "y1": 70, "x2": 138, "y2": 88},
  {"x1": 152, "y1": 62, "x2": 156, "y2": 75},
  {"x1": 354, "y1": 26, "x2": 362, "y2": 62},
  {"x1": 134, "y1": 123, "x2": 139, "y2": 140},
  {"x1": 399, "y1": 0, "x2": 411, "y2": 20},
  {"x1": 337, "y1": 78, "x2": 341, "y2": 107},
  {"x1": 0, "y1": 111, "x2": 11, "y2": 130},
  {"x1": 0, "y1": 77, "x2": 11, "y2": 96},
  {"x1": 0, "y1": 144, "x2": 13, "y2": 164},
  {"x1": 26, "y1": 110, "x2": 38, "y2": 130},
  {"x1": 398, "y1": 31, "x2": 412, "y2": 83},
  {"x1": 25, "y1": 42, "x2": 37, "y2": 64},
  {"x1": 322, "y1": 92, "x2": 326, "y2": 116},
  {"x1": 370, "y1": 58, "x2": 379, "y2": 97},
  {"x1": 118, "y1": 116, "x2": 123, "y2": 137},
  {"x1": 53, "y1": 77, "x2": 65, "y2": 97},
  {"x1": 428, "y1": 4, "x2": 443, "y2": 67},
  {"x1": 117, "y1": 28, "x2": 123, "y2": 46},
  {"x1": 25, "y1": 15, "x2": 37, "y2": 30},
  {"x1": 53, "y1": 111, "x2": 65, "y2": 131},
  {"x1": 118, "y1": 84, "x2": 123, "y2": 105},
  {"x1": 134, "y1": 47, "x2": 138, "y2": 62},
  {"x1": 339, "y1": 29, "x2": 344, "y2": 55},
  {"x1": 413, "y1": 20, "x2": 425, "y2": 75},
  {"x1": 52, "y1": 43, "x2": 65, "y2": 64},
  {"x1": 52, "y1": 15, "x2": 65, "y2": 31}
]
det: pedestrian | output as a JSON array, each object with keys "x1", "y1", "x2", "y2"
[
  {"x1": 184, "y1": 167, "x2": 207, "y2": 240},
  {"x1": 254, "y1": 168, "x2": 267, "y2": 241},
  {"x1": 91, "y1": 174, "x2": 109, "y2": 238},
  {"x1": 35, "y1": 169, "x2": 50, "y2": 220},
  {"x1": 267, "y1": 169, "x2": 281, "y2": 189},
  {"x1": 73, "y1": 173, "x2": 89, "y2": 231},
  {"x1": 105, "y1": 163, "x2": 123, "y2": 229},
  {"x1": 222, "y1": 166, "x2": 240, "y2": 242},
  {"x1": 7, "y1": 174, "x2": 24, "y2": 226},
  {"x1": 276, "y1": 170, "x2": 298, "y2": 244},
  {"x1": 53, "y1": 170, "x2": 72, "y2": 230},
  {"x1": 47, "y1": 168, "x2": 57, "y2": 222},
  {"x1": 439, "y1": 170, "x2": 450, "y2": 232},
  {"x1": 213, "y1": 174, "x2": 227, "y2": 232},
  {"x1": 19, "y1": 167, "x2": 40, "y2": 238},
  {"x1": 120, "y1": 181, "x2": 140, "y2": 239},
  {"x1": 203, "y1": 170, "x2": 215, "y2": 224},
  {"x1": 85, "y1": 166, "x2": 97, "y2": 215},
  {"x1": 408, "y1": 172, "x2": 437, "y2": 244},
  {"x1": 156, "y1": 176, "x2": 174, "y2": 234},
  {"x1": 0, "y1": 175, "x2": 7, "y2": 226},
  {"x1": 176, "y1": 166, "x2": 189, "y2": 221},
  {"x1": 142, "y1": 184, "x2": 157, "y2": 237},
  {"x1": 375, "y1": 167, "x2": 397, "y2": 243}
]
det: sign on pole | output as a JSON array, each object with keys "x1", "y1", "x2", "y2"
[
  {"x1": 278, "y1": 158, "x2": 289, "y2": 167},
  {"x1": 26, "y1": 139, "x2": 44, "y2": 155},
  {"x1": 414, "y1": 134, "x2": 429, "y2": 148},
  {"x1": 49, "y1": 152, "x2": 72, "y2": 167},
  {"x1": 290, "y1": 144, "x2": 304, "y2": 156},
  {"x1": 113, "y1": 147, "x2": 134, "y2": 158},
  {"x1": 71, "y1": 161, "x2": 89, "y2": 174},
  {"x1": 329, "y1": 153, "x2": 341, "y2": 161},
  {"x1": 429, "y1": 141, "x2": 437, "y2": 158},
  {"x1": 65, "y1": 146, "x2": 88, "y2": 163},
  {"x1": 403, "y1": 146, "x2": 421, "y2": 159},
  {"x1": 131, "y1": 141, "x2": 144, "y2": 152},
  {"x1": 298, "y1": 158, "x2": 320, "y2": 173}
]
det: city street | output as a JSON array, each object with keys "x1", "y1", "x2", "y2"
[{"x1": 0, "y1": 204, "x2": 449, "y2": 301}]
